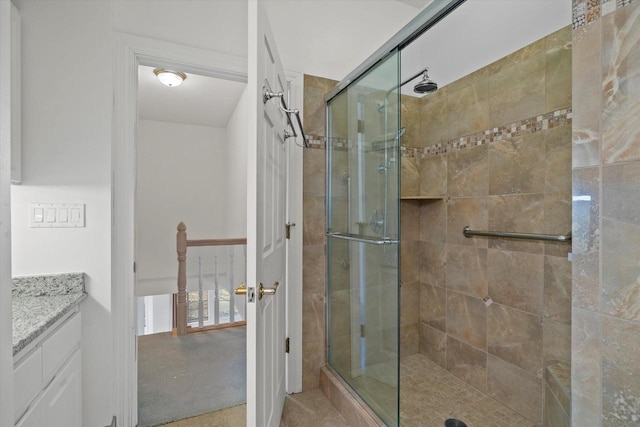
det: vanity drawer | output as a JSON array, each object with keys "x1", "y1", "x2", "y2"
[
  {"x1": 14, "y1": 346, "x2": 43, "y2": 422},
  {"x1": 42, "y1": 312, "x2": 81, "y2": 383}
]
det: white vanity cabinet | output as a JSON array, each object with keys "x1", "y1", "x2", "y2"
[{"x1": 13, "y1": 311, "x2": 82, "y2": 427}]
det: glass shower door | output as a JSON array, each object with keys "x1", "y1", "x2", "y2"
[{"x1": 326, "y1": 50, "x2": 401, "y2": 426}]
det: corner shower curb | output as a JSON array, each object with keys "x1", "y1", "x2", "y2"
[{"x1": 319, "y1": 366, "x2": 386, "y2": 427}]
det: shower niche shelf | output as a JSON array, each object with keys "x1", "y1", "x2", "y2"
[{"x1": 400, "y1": 195, "x2": 443, "y2": 201}]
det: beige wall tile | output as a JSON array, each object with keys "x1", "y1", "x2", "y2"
[
  {"x1": 420, "y1": 240, "x2": 447, "y2": 287},
  {"x1": 419, "y1": 155, "x2": 447, "y2": 197},
  {"x1": 420, "y1": 199, "x2": 447, "y2": 243},
  {"x1": 401, "y1": 240, "x2": 421, "y2": 283},
  {"x1": 601, "y1": 217, "x2": 640, "y2": 321},
  {"x1": 401, "y1": 200, "x2": 421, "y2": 242},
  {"x1": 446, "y1": 291, "x2": 487, "y2": 351},
  {"x1": 447, "y1": 145, "x2": 489, "y2": 197},
  {"x1": 303, "y1": 340, "x2": 326, "y2": 391},
  {"x1": 602, "y1": 315, "x2": 640, "y2": 425},
  {"x1": 400, "y1": 323, "x2": 419, "y2": 358},
  {"x1": 572, "y1": 166, "x2": 600, "y2": 256},
  {"x1": 601, "y1": 162, "x2": 640, "y2": 320},
  {"x1": 544, "y1": 255, "x2": 572, "y2": 324},
  {"x1": 446, "y1": 245, "x2": 488, "y2": 299},
  {"x1": 545, "y1": 26, "x2": 573, "y2": 112},
  {"x1": 488, "y1": 194, "x2": 545, "y2": 254},
  {"x1": 446, "y1": 67, "x2": 490, "y2": 94},
  {"x1": 419, "y1": 322, "x2": 447, "y2": 368},
  {"x1": 489, "y1": 37, "x2": 546, "y2": 75},
  {"x1": 601, "y1": 3, "x2": 640, "y2": 164},
  {"x1": 543, "y1": 318, "x2": 571, "y2": 367},
  {"x1": 487, "y1": 304, "x2": 543, "y2": 374},
  {"x1": 329, "y1": 289, "x2": 351, "y2": 339},
  {"x1": 304, "y1": 148, "x2": 326, "y2": 197},
  {"x1": 488, "y1": 249, "x2": 544, "y2": 315},
  {"x1": 447, "y1": 80, "x2": 490, "y2": 138},
  {"x1": 545, "y1": 125, "x2": 573, "y2": 194},
  {"x1": 401, "y1": 95, "x2": 421, "y2": 148},
  {"x1": 303, "y1": 292, "x2": 326, "y2": 343},
  {"x1": 446, "y1": 336, "x2": 487, "y2": 392},
  {"x1": 401, "y1": 282, "x2": 419, "y2": 326},
  {"x1": 544, "y1": 384, "x2": 570, "y2": 427},
  {"x1": 419, "y1": 282, "x2": 446, "y2": 332},
  {"x1": 543, "y1": 191, "x2": 572, "y2": 258},
  {"x1": 487, "y1": 355, "x2": 543, "y2": 424},
  {"x1": 304, "y1": 244, "x2": 326, "y2": 295},
  {"x1": 401, "y1": 157, "x2": 420, "y2": 197},
  {"x1": 489, "y1": 51, "x2": 546, "y2": 127},
  {"x1": 304, "y1": 196, "x2": 326, "y2": 246},
  {"x1": 488, "y1": 132, "x2": 546, "y2": 195},
  {"x1": 572, "y1": 20, "x2": 602, "y2": 167},
  {"x1": 418, "y1": 95, "x2": 449, "y2": 148},
  {"x1": 304, "y1": 75, "x2": 337, "y2": 138},
  {"x1": 571, "y1": 308, "x2": 602, "y2": 427},
  {"x1": 446, "y1": 197, "x2": 489, "y2": 248}
]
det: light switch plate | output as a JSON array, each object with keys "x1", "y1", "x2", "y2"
[{"x1": 29, "y1": 203, "x2": 85, "y2": 228}]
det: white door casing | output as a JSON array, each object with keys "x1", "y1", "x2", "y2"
[{"x1": 246, "y1": 0, "x2": 289, "y2": 425}]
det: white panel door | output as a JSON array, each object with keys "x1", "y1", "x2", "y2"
[{"x1": 246, "y1": 1, "x2": 288, "y2": 426}]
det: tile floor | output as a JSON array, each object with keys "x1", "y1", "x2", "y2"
[
  {"x1": 161, "y1": 353, "x2": 538, "y2": 427},
  {"x1": 400, "y1": 354, "x2": 537, "y2": 427}
]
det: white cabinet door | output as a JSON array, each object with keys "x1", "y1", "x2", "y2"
[{"x1": 38, "y1": 349, "x2": 82, "y2": 427}]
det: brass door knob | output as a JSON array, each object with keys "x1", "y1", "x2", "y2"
[
  {"x1": 258, "y1": 281, "x2": 279, "y2": 300},
  {"x1": 235, "y1": 282, "x2": 247, "y2": 295}
]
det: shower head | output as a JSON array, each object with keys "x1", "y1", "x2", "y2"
[{"x1": 414, "y1": 69, "x2": 438, "y2": 94}]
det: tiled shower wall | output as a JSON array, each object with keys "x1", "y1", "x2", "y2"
[
  {"x1": 400, "y1": 26, "x2": 573, "y2": 425},
  {"x1": 301, "y1": 75, "x2": 336, "y2": 391},
  {"x1": 572, "y1": 0, "x2": 640, "y2": 425}
]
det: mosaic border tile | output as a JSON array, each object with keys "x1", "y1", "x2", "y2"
[
  {"x1": 402, "y1": 107, "x2": 572, "y2": 159},
  {"x1": 305, "y1": 136, "x2": 326, "y2": 149},
  {"x1": 573, "y1": 0, "x2": 637, "y2": 29}
]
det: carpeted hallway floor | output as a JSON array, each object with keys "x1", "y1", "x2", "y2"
[{"x1": 137, "y1": 326, "x2": 247, "y2": 427}]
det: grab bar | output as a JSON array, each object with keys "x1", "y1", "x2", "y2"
[
  {"x1": 327, "y1": 232, "x2": 398, "y2": 245},
  {"x1": 463, "y1": 226, "x2": 571, "y2": 243},
  {"x1": 263, "y1": 88, "x2": 309, "y2": 148}
]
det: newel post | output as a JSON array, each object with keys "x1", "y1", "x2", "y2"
[{"x1": 176, "y1": 222, "x2": 188, "y2": 335}]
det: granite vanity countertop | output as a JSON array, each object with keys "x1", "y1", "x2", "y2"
[{"x1": 12, "y1": 273, "x2": 87, "y2": 356}]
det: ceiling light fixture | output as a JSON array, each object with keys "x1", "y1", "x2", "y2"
[{"x1": 153, "y1": 68, "x2": 187, "y2": 87}]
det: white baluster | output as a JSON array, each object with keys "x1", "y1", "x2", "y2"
[
  {"x1": 228, "y1": 245, "x2": 235, "y2": 323},
  {"x1": 198, "y1": 248, "x2": 204, "y2": 328},
  {"x1": 214, "y1": 250, "x2": 220, "y2": 326}
]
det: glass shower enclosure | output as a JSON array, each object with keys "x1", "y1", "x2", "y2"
[{"x1": 326, "y1": 50, "x2": 401, "y2": 426}]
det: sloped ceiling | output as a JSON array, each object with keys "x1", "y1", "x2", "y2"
[{"x1": 138, "y1": 0, "x2": 571, "y2": 127}]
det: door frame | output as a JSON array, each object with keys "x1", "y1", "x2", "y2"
[{"x1": 112, "y1": 33, "x2": 302, "y2": 427}]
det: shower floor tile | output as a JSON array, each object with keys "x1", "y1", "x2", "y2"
[{"x1": 400, "y1": 354, "x2": 538, "y2": 427}]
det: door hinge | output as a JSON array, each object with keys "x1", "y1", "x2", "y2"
[
  {"x1": 357, "y1": 119, "x2": 365, "y2": 133},
  {"x1": 285, "y1": 222, "x2": 295, "y2": 239},
  {"x1": 285, "y1": 337, "x2": 290, "y2": 353},
  {"x1": 133, "y1": 261, "x2": 136, "y2": 273},
  {"x1": 360, "y1": 324, "x2": 365, "y2": 338}
]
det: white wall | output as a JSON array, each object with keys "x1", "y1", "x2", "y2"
[
  {"x1": 225, "y1": 87, "x2": 249, "y2": 237},
  {"x1": 0, "y1": 2, "x2": 15, "y2": 426},
  {"x1": 10, "y1": 1, "x2": 113, "y2": 425},
  {"x1": 135, "y1": 120, "x2": 229, "y2": 296}
]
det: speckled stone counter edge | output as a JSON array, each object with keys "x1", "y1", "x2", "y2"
[
  {"x1": 12, "y1": 272, "x2": 86, "y2": 356},
  {"x1": 13, "y1": 293, "x2": 87, "y2": 356},
  {"x1": 12, "y1": 272, "x2": 85, "y2": 297}
]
